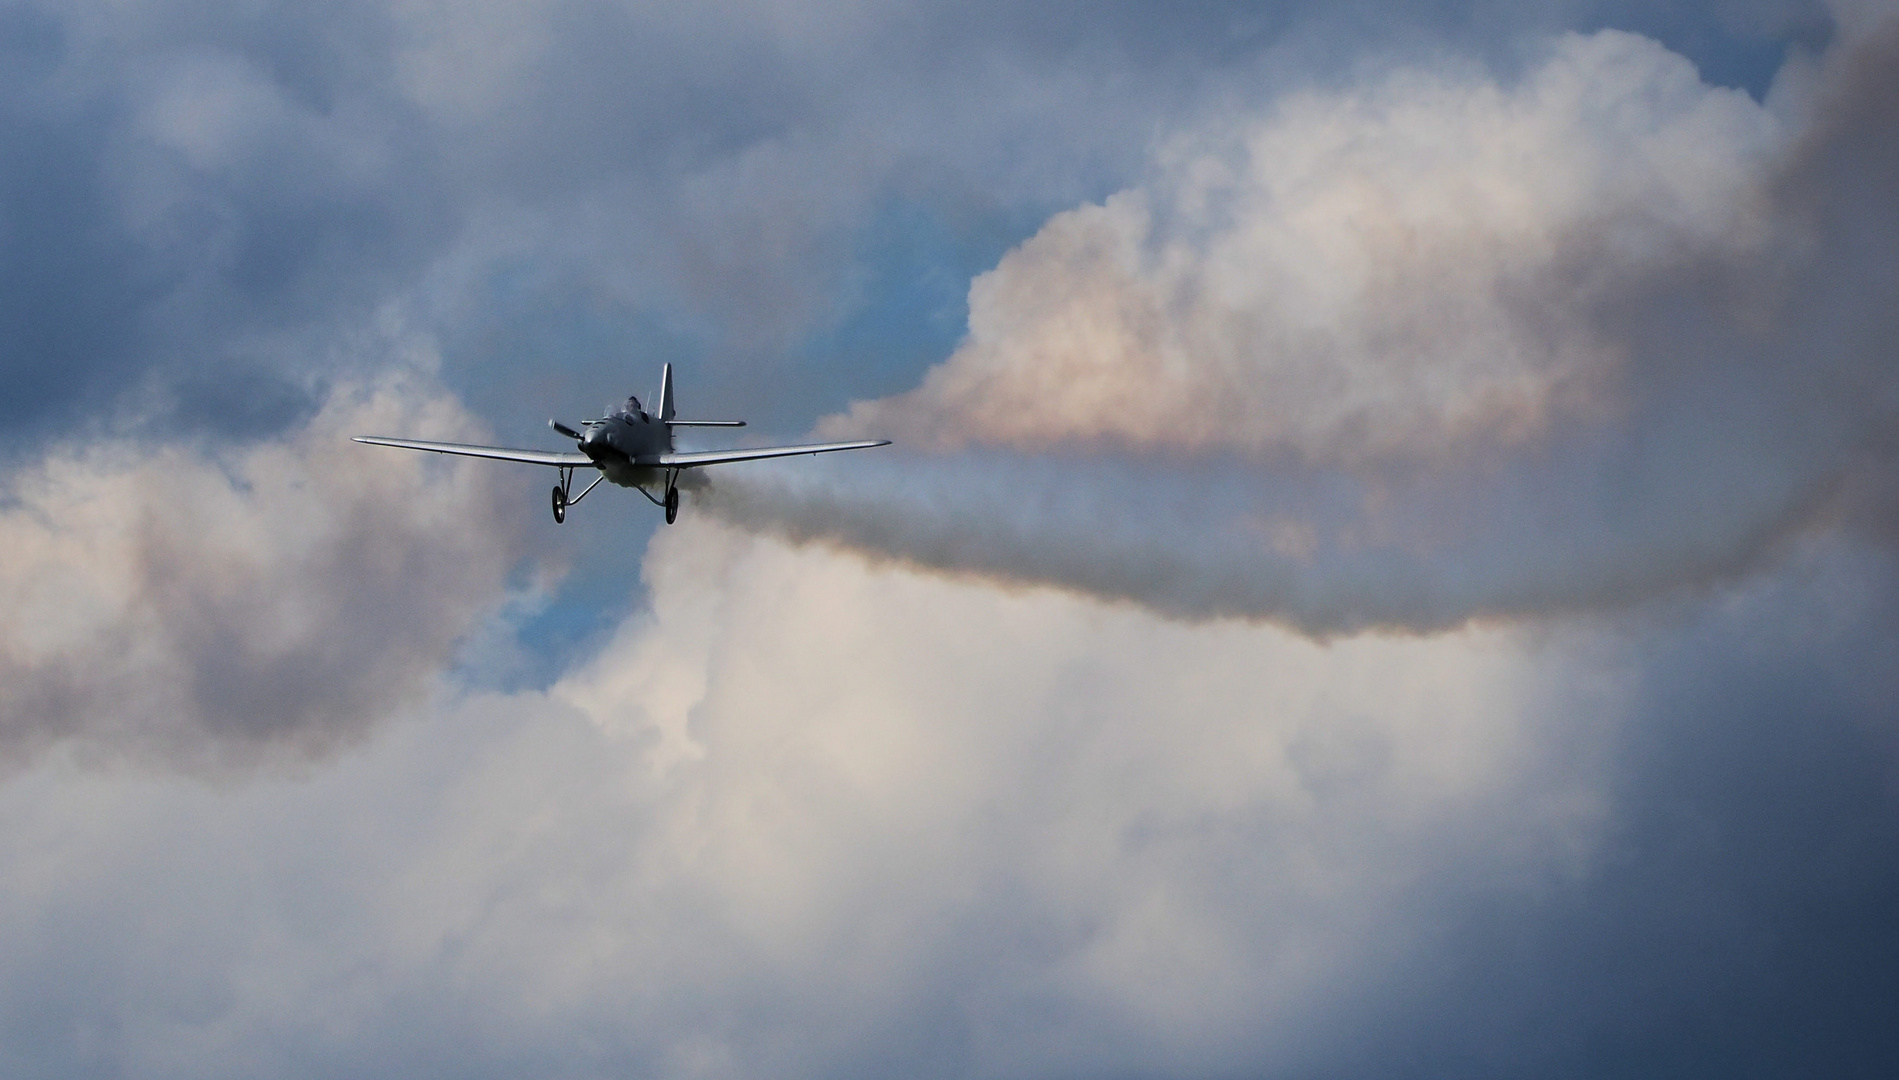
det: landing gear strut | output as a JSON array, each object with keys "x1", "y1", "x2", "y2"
[
  {"x1": 551, "y1": 465, "x2": 604, "y2": 525},
  {"x1": 639, "y1": 468, "x2": 684, "y2": 523}
]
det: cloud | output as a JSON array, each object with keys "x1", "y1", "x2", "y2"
[
  {"x1": 0, "y1": 517, "x2": 1623, "y2": 1078},
  {"x1": 699, "y1": 20, "x2": 1899, "y2": 633},
  {"x1": 6, "y1": 0, "x2": 1817, "y2": 449},
  {"x1": 0, "y1": 372, "x2": 522, "y2": 771},
  {"x1": 3, "y1": 0, "x2": 1376, "y2": 446},
  {"x1": 1312, "y1": 533, "x2": 1899, "y2": 1079},
  {"x1": 2, "y1": 516, "x2": 1888, "y2": 1078},
  {"x1": 545, "y1": 521, "x2": 1618, "y2": 1076},
  {"x1": 0, "y1": 5, "x2": 1892, "y2": 1078},
  {"x1": 831, "y1": 30, "x2": 1780, "y2": 461}
]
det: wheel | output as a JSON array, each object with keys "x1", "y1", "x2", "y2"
[
  {"x1": 551, "y1": 485, "x2": 566, "y2": 524},
  {"x1": 664, "y1": 485, "x2": 679, "y2": 525}
]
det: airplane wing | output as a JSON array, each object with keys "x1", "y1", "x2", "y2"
[
  {"x1": 352, "y1": 436, "x2": 596, "y2": 468},
  {"x1": 658, "y1": 439, "x2": 891, "y2": 468}
]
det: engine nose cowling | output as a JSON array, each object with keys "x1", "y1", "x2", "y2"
[{"x1": 581, "y1": 425, "x2": 611, "y2": 456}]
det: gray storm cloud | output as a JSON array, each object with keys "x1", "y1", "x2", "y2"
[
  {"x1": 0, "y1": 374, "x2": 522, "y2": 770},
  {"x1": 5, "y1": 0, "x2": 1419, "y2": 448},
  {"x1": 706, "y1": 22, "x2": 1899, "y2": 633}
]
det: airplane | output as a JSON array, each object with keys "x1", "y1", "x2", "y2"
[{"x1": 354, "y1": 363, "x2": 889, "y2": 524}]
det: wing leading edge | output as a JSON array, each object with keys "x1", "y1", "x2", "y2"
[
  {"x1": 351, "y1": 436, "x2": 595, "y2": 468},
  {"x1": 659, "y1": 439, "x2": 891, "y2": 468},
  {"x1": 352, "y1": 435, "x2": 891, "y2": 469}
]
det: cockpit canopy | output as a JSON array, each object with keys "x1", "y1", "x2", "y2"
[{"x1": 622, "y1": 395, "x2": 644, "y2": 418}]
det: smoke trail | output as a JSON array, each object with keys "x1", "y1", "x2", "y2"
[{"x1": 705, "y1": 24, "x2": 1899, "y2": 633}]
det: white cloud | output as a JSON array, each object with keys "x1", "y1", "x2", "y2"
[
  {"x1": 0, "y1": 371, "x2": 522, "y2": 770},
  {"x1": 829, "y1": 30, "x2": 1784, "y2": 462},
  {"x1": 0, "y1": 519, "x2": 1617, "y2": 1077}
]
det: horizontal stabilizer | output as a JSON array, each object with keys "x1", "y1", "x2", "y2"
[{"x1": 659, "y1": 439, "x2": 891, "y2": 468}]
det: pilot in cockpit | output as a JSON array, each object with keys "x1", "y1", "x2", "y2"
[{"x1": 624, "y1": 396, "x2": 644, "y2": 418}]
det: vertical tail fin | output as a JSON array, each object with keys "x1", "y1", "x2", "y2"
[{"x1": 656, "y1": 363, "x2": 676, "y2": 422}]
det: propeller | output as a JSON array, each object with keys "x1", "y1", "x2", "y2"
[{"x1": 549, "y1": 419, "x2": 584, "y2": 441}]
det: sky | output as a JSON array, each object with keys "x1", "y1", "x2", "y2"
[{"x1": 0, "y1": 0, "x2": 1896, "y2": 1077}]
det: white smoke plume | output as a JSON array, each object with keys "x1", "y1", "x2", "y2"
[
  {"x1": 707, "y1": 23, "x2": 1899, "y2": 633},
  {"x1": 0, "y1": 374, "x2": 523, "y2": 771}
]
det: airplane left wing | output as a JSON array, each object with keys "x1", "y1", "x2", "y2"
[
  {"x1": 658, "y1": 439, "x2": 891, "y2": 468},
  {"x1": 352, "y1": 436, "x2": 595, "y2": 467}
]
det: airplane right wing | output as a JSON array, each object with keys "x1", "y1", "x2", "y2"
[
  {"x1": 658, "y1": 439, "x2": 891, "y2": 468},
  {"x1": 352, "y1": 436, "x2": 596, "y2": 468}
]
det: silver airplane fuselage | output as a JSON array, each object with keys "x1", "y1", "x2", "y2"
[{"x1": 580, "y1": 405, "x2": 671, "y2": 490}]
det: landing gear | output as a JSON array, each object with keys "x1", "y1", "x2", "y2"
[
  {"x1": 550, "y1": 465, "x2": 603, "y2": 524},
  {"x1": 638, "y1": 469, "x2": 684, "y2": 523}
]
